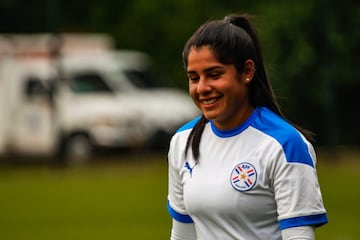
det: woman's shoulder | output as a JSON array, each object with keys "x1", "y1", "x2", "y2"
[
  {"x1": 169, "y1": 115, "x2": 203, "y2": 150},
  {"x1": 176, "y1": 115, "x2": 203, "y2": 133},
  {"x1": 254, "y1": 107, "x2": 300, "y2": 139},
  {"x1": 253, "y1": 107, "x2": 314, "y2": 167}
]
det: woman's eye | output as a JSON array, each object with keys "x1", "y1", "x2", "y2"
[
  {"x1": 188, "y1": 75, "x2": 199, "y2": 82},
  {"x1": 209, "y1": 72, "x2": 221, "y2": 79}
]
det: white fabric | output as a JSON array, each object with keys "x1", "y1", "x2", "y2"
[
  {"x1": 169, "y1": 222, "x2": 315, "y2": 240},
  {"x1": 167, "y1": 107, "x2": 327, "y2": 240},
  {"x1": 170, "y1": 219, "x2": 196, "y2": 240},
  {"x1": 281, "y1": 226, "x2": 315, "y2": 240}
]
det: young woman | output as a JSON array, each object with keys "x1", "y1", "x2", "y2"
[{"x1": 167, "y1": 14, "x2": 328, "y2": 240}]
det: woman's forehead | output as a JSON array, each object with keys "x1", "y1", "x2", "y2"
[{"x1": 187, "y1": 47, "x2": 222, "y2": 69}]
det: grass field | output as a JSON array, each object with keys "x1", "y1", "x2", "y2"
[
  {"x1": 316, "y1": 148, "x2": 360, "y2": 240},
  {"x1": 0, "y1": 149, "x2": 359, "y2": 240}
]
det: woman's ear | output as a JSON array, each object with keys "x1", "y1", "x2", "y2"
[{"x1": 243, "y1": 59, "x2": 256, "y2": 84}]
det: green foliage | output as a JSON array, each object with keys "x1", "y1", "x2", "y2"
[{"x1": 0, "y1": 0, "x2": 359, "y2": 144}]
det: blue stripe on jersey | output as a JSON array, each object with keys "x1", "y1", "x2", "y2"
[
  {"x1": 279, "y1": 213, "x2": 328, "y2": 230},
  {"x1": 210, "y1": 107, "x2": 314, "y2": 168},
  {"x1": 252, "y1": 107, "x2": 314, "y2": 168},
  {"x1": 176, "y1": 115, "x2": 202, "y2": 133},
  {"x1": 167, "y1": 201, "x2": 194, "y2": 223}
]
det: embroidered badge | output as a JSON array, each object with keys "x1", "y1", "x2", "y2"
[{"x1": 230, "y1": 162, "x2": 257, "y2": 192}]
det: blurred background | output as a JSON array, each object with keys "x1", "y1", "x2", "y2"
[{"x1": 0, "y1": 0, "x2": 359, "y2": 239}]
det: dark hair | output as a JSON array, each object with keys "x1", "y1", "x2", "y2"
[{"x1": 183, "y1": 14, "x2": 314, "y2": 161}]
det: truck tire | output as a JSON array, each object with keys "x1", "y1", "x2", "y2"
[{"x1": 65, "y1": 133, "x2": 93, "y2": 164}]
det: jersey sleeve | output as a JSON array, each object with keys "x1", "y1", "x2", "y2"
[
  {"x1": 270, "y1": 138, "x2": 328, "y2": 230},
  {"x1": 281, "y1": 226, "x2": 315, "y2": 240},
  {"x1": 167, "y1": 133, "x2": 194, "y2": 224},
  {"x1": 170, "y1": 219, "x2": 196, "y2": 240}
]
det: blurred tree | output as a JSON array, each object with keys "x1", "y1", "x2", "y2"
[
  {"x1": 253, "y1": 0, "x2": 360, "y2": 145},
  {"x1": 0, "y1": 0, "x2": 358, "y2": 146}
]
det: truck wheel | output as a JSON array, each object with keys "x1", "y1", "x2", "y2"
[{"x1": 65, "y1": 134, "x2": 93, "y2": 164}]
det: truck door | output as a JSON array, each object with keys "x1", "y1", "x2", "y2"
[{"x1": 10, "y1": 76, "x2": 57, "y2": 157}]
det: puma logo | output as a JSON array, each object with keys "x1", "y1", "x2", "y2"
[{"x1": 184, "y1": 162, "x2": 197, "y2": 177}]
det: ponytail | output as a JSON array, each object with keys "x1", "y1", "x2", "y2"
[
  {"x1": 226, "y1": 14, "x2": 315, "y2": 142},
  {"x1": 225, "y1": 15, "x2": 282, "y2": 116},
  {"x1": 185, "y1": 115, "x2": 208, "y2": 161}
]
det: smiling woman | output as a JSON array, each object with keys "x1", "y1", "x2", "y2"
[
  {"x1": 187, "y1": 46, "x2": 254, "y2": 130},
  {"x1": 167, "y1": 14, "x2": 328, "y2": 240}
]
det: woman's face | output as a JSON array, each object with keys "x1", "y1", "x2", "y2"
[{"x1": 187, "y1": 46, "x2": 253, "y2": 130}]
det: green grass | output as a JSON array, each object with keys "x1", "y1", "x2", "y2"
[
  {"x1": 0, "y1": 154, "x2": 171, "y2": 240},
  {"x1": 316, "y1": 149, "x2": 360, "y2": 240},
  {"x1": 0, "y1": 149, "x2": 359, "y2": 240}
]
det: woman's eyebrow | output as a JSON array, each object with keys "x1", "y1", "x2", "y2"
[{"x1": 186, "y1": 66, "x2": 224, "y2": 74}]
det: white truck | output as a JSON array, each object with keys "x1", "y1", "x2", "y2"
[{"x1": 0, "y1": 33, "x2": 198, "y2": 163}]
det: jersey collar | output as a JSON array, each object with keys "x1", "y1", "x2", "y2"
[{"x1": 210, "y1": 107, "x2": 259, "y2": 138}]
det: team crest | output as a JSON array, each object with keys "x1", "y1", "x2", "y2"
[{"x1": 230, "y1": 162, "x2": 257, "y2": 192}]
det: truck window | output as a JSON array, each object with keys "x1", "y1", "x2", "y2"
[
  {"x1": 123, "y1": 70, "x2": 155, "y2": 88},
  {"x1": 23, "y1": 77, "x2": 49, "y2": 99},
  {"x1": 122, "y1": 69, "x2": 174, "y2": 89},
  {"x1": 69, "y1": 72, "x2": 113, "y2": 93}
]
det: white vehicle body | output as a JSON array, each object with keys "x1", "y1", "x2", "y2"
[
  {"x1": 0, "y1": 55, "x2": 58, "y2": 156},
  {"x1": 0, "y1": 34, "x2": 198, "y2": 161}
]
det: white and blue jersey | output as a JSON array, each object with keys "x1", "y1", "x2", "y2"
[{"x1": 167, "y1": 106, "x2": 328, "y2": 240}]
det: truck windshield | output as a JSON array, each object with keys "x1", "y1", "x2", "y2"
[
  {"x1": 122, "y1": 68, "x2": 177, "y2": 89},
  {"x1": 69, "y1": 72, "x2": 113, "y2": 93}
]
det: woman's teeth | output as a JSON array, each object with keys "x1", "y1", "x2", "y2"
[{"x1": 203, "y1": 98, "x2": 217, "y2": 104}]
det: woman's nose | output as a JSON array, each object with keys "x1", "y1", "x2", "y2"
[{"x1": 196, "y1": 78, "x2": 211, "y2": 94}]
